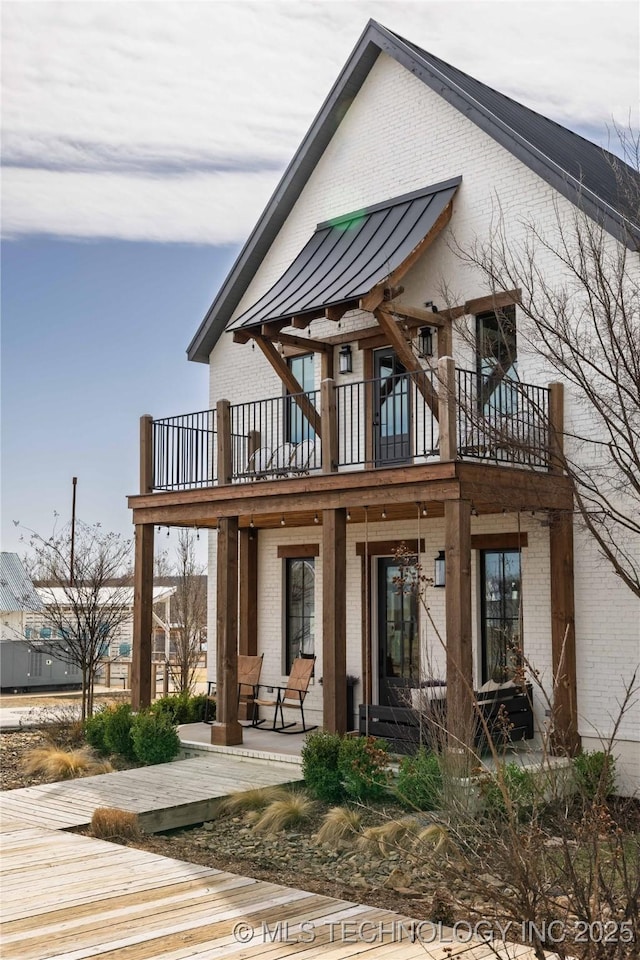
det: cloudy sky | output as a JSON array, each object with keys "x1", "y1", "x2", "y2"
[{"x1": 2, "y1": 1, "x2": 638, "y2": 559}]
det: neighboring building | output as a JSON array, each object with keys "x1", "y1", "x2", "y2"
[{"x1": 128, "y1": 22, "x2": 639, "y2": 792}]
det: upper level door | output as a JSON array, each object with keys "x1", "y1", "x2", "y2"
[{"x1": 373, "y1": 349, "x2": 411, "y2": 465}]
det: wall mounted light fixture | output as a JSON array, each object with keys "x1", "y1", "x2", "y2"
[
  {"x1": 418, "y1": 326, "x2": 434, "y2": 358},
  {"x1": 339, "y1": 344, "x2": 353, "y2": 374},
  {"x1": 434, "y1": 550, "x2": 446, "y2": 587}
]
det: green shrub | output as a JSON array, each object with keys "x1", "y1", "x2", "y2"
[
  {"x1": 573, "y1": 750, "x2": 616, "y2": 800},
  {"x1": 301, "y1": 731, "x2": 344, "y2": 803},
  {"x1": 480, "y1": 762, "x2": 537, "y2": 820},
  {"x1": 150, "y1": 692, "x2": 208, "y2": 724},
  {"x1": 130, "y1": 711, "x2": 180, "y2": 765},
  {"x1": 103, "y1": 703, "x2": 137, "y2": 760},
  {"x1": 84, "y1": 708, "x2": 110, "y2": 755},
  {"x1": 338, "y1": 736, "x2": 390, "y2": 801},
  {"x1": 396, "y1": 748, "x2": 442, "y2": 810}
]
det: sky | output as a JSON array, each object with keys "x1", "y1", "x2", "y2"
[{"x1": 2, "y1": 0, "x2": 639, "y2": 565}]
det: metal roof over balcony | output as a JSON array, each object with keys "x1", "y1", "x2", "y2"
[{"x1": 227, "y1": 176, "x2": 461, "y2": 333}]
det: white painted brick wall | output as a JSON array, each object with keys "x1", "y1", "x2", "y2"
[{"x1": 205, "y1": 52, "x2": 640, "y2": 786}]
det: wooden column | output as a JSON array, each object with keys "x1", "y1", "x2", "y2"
[
  {"x1": 211, "y1": 517, "x2": 242, "y2": 745},
  {"x1": 548, "y1": 382, "x2": 565, "y2": 474},
  {"x1": 322, "y1": 508, "x2": 347, "y2": 733},
  {"x1": 131, "y1": 414, "x2": 154, "y2": 711},
  {"x1": 444, "y1": 499, "x2": 474, "y2": 749},
  {"x1": 131, "y1": 523, "x2": 154, "y2": 710},
  {"x1": 216, "y1": 399, "x2": 233, "y2": 485},
  {"x1": 321, "y1": 378, "x2": 338, "y2": 474},
  {"x1": 438, "y1": 356, "x2": 457, "y2": 462},
  {"x1": 238, "y1": 527, "x2": 259, "y2": 721},
  {"x1": 549, "y1": 510, "x2": 580, "y2": 755}
]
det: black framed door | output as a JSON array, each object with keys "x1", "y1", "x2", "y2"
[
  {"x1": 373, "y1": 349, "x2": 411, "y2": 465},
  {"x1": 377, "y1": 557, "x2": 419, "y2": 706},
  {"x1": 480, "y1": 549, "x2": 522, "y2": 683}
]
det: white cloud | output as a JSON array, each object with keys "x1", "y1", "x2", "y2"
[{"x1": 2, "y1": 0, "x2": 638, "y2": 244}]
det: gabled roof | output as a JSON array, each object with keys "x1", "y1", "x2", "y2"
[
  {"x1": 0, "y1": 553, "x2": 43, "y2": 613},
  {"x1": 188, "y1": 19, "x2": 639, "y2": 363},
  {"x1": 228, "y1": 178, "x2": 460, "y2": 332}
]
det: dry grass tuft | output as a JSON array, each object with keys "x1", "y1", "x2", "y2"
[
  {"x1": 357, "y1": 817, "x2": 422, "y2": 856},
  {"x1": 21, "y1": 745, "x2": 110, "y2": 780},
  {"x1": 217, "y1": 785, "x2": 290, "y2": 817},
  {"x1": 314, "y1": 806, "x2": 363, "y2": 849},
  {"x1": 91, "y1": 808, "x2": 141, "y2": 840},
  {"x1": 251, "y1": 793, "x2": 316, "y2": 836}
]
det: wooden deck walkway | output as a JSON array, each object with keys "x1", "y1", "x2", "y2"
[
  {"x1": 0, "y1": 754, "x2": 301, "y2": 832},
  {"x1": 0, "y1": 819, "x2": 540, "y2": 960}
]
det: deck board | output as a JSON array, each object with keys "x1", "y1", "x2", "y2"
[
  {"x1": 0, "y1": 824, "x2": 546, "y2": 960},
  {"x1": 0, "y1": 754, "x2": 300, "y2": 831}
]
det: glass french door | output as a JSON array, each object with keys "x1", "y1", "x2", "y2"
[
  {"x1": 373, "y1": 349, "x2": 411, "y2": 465},
  {"x1": 377, "y1": 557, "x2": 419, "y2": 706},
  {"x1": 480, "y1": 549, "x2": 522, "y2": 683}
]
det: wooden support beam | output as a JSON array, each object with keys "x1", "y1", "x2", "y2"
[
  {"x1": 321, "y1": 378, "x2": 338, "y2": 474},
  {"x1": 321, "y1": 348, "x2": 334, "y2": 381},
  {"x1": 291, "y1": 316, "x2": 312, "y2": 329},
  {"x1": 211, "y1": 517, "x2": 242, "y2": 746},
  {"x1": 549, "y1": 511, "x2": 580, "y2": 756},
  {"x1": 437, "y1": 320, "x2": 452, "y2": 359},
  {"x1": 322, "y1": 508, "x2": 347, "y2": 733},
  {"x1": 444, "y1": 500, "x2": 474, "y2": 750},
  {"x1": 384, "y1": 302, "x2": 447, "y2": 328},
  {"x1": 232, "y1": 330, "x2": 252, "y2": 345},
  {"x1": 374, "y1": 308, "x2": 439, "y2": 416},
  {"x1": 548, "y1": 382, "x2": 565, "y2": 475},
  {"x1": 438, "y1": 356, "x2": 457, "y2": 461},
  {"x1": 269, "y1": 332, "x2": 331, "y2": 354},
  {"x1": 140, "y1": 415, "x2": 154, "y2": 494},
  {"x1": 261, "y1": 320, "x2": 289, "y2": 337},
  {"x1": 216, "y1": 399, "x2": 232, "y2": 485},
  {"x1": 325, "y1": 305, "x2": 348, "y2": 322},
  {"x1": 131, "y1": 523, "x2": 154, "y2": 711},
  {"x1": 239, "y1": 528, "x2": 258, "y2": 657},
  {"x1": 254, "y1": 337, "x2": 322, "y2": 435}
]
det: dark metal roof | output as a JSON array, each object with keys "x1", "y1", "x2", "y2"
[
  {"x1": 188, "y1": 19, "x2": 639, "y2": 363},
  {"x1": 228, "y1": 178, "x2": 460, "y2": 332},
  {"x1": 0, "y1": 553, "x2": 43, "y2": 613}
]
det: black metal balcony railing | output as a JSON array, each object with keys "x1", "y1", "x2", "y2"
[
  {"x1": 152, "y1": 409, "x2": 217, "y2": 490},
  {"x1": 149, "y1": 368, "x2": 551, "y2": 491}
]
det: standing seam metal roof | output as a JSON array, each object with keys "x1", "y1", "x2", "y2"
[
  {"x1": 228, "y1": 178, "x2": 460, "y2": 330},
  {"x1": 0, "y1": 553, "x2": 44, "y2": 613}
]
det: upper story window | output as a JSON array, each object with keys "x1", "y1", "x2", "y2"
[
  {"x1": 286, "y1": 354, "x2": 315, "y2": 443},
  {"x1": 476, "y1": 306, "x2": 518, "y2": 415}
]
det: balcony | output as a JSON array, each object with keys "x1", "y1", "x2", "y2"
[{"x1": 149, "y1": 364, "x2": 554, "y2": 493}]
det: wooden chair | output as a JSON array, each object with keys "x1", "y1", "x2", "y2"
[
  {"x1": 203, "y1": 653, "x2": 264, "y2": 725},
  {"x1": 237, "y1": 653, "x2": 264, "y2": 726},
  {"x1": 255, "y1": 656, "x2": 317, "y2": 733}
]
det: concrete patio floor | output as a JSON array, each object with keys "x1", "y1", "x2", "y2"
[{"x1": 178, "y1": 721, "x2": 306, "y2": 764}]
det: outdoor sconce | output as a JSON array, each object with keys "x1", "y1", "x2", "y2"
[
  {"x1": 339, "y1": 343, "x2": 353, "y2": 374},
  {"x1": 418, "y1": 326, "x2": 434, "y2": 358},
  {"x1": 434, "y1": 550, "x2": 446, "y2": 587}
]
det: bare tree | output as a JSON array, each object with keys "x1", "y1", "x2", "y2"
[
  {"x1": 452, "y1": 138, "x2": 640, "y2": 597},
  {"x1": 21, "y1": 520, "x2": 133, "y2": 719},
  {"x1": 168, "y1": 529, "x2": 207, "y2": 694}
]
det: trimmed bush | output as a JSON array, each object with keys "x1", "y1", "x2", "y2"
[
  {"x1": 130, "y1": 711, "x2": 180, "y2": 765},
  {"x1": 301, "y1": 731, "x2": 344, "y2": 803},
  {"x1": 150, "y1": 692, "x2": 208, "y2": 724},
  {"x1": 338, "y1": 736, "x2": 390, "y2": 801},
  {"x1": 103, "y1": 703, "x2": 137, "y2": 761},
  {"x1": 84, "y1": 708, "x2": 110, "y2": 755},
  {"x1": 573, "y1": 750, "x2": 616, "y2": 800},
  {"x1": 480, "y1": 762, "x2": 537, "y2": 820},
  {"x1": 396, "y1": 748, "x2": 442, "y2": 811}
]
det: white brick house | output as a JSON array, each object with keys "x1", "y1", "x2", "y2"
[{"x1": 129, "y1": 21, "x2": 639, "y2": 793}]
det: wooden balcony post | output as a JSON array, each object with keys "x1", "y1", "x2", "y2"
[
  {"x1": 131, "y1": 522, "x2": 154, "y2": 710},
  {"x1": 322, "y1": 508, "x2": 347, "y2": 733},
  {"x1": 444, "y1": 499, "x2": 474, "y2": 750},
  {"x1": 549, "y1": 510, "x2": 580, "y2": 755},
  {"x1": 548, "y1": 382, "x2": 565, "y2": 474},
  {"x1": 140, "y1": 414, "x2": 153, "y2": 493},
  {"x1": 216, "y1": 399, "x2": 233, "y2": 484},
  {"x1": 321, "y1": 378, "x2": 338, "y2": 474},
  {"x1": 438, "y1": 357, "x2": 457, "y2": 462},
  {"x1": 211, "y1": 516, "x2": 242, "y2": 745}
]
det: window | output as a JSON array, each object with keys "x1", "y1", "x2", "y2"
[
  {"x1": 285, "y1": 557, "x2": 315, "y2": 672},
  {"x1": 286, "y1": 354, "x2": 315, "y2": 443},
  {"x1": 476, "y1": 306, "x2": 518, "y2": 415},
  {"x1": 480, "y1": 549, "x2": 522, "y2": 683}
]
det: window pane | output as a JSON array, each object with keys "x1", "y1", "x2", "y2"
[
  {"x1": 286, "y1": 558, "x2": 315, "y2": 672},
  {"x1": 481, "y1": 549, "x2": 522, "y2": 683},
  {"x1": 287, "y1": 354, "x2": 315, "y2": 443},
  {"x1": 476, "y1": 307, "x2": 519, "y2": 415}
]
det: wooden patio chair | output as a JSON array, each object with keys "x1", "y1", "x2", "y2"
[
  {"x1": 254, "y1": 656, "x2": 317, "y2": 733},
  {"x1": 238, "y1": 653, "x2": 264, "y2": 726}
]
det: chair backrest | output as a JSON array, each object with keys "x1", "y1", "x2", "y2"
[
  {"x1": 247, "y1": 447, "x2": 273, "y2": 476},
  {"x1": 291, "y1": 438, "x2": 317, "y2": 472},
  {"x1": 271, "y1": 442, "x2": 296, "y2": 473},
  {"x1": 237, "y1": 654, "x2": 263, "y2": 695},
  {"x1": 282, "y1": 656, "x2": 315, "y2": 700}
]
